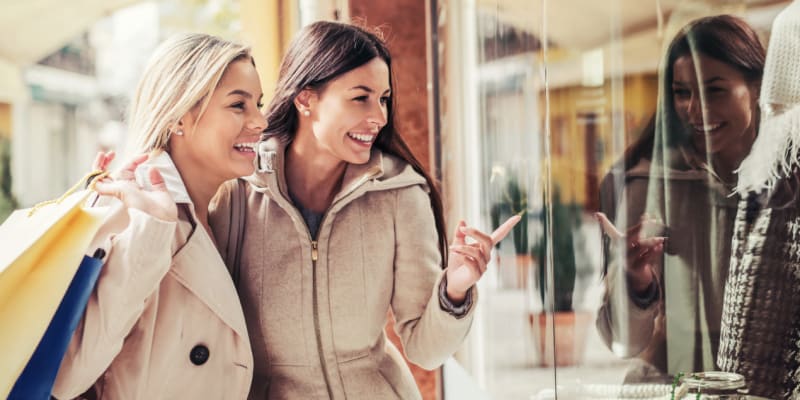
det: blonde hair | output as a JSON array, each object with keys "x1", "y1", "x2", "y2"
[{"x1": 126, "y1": 33, "x2": 252, "y2": 154}]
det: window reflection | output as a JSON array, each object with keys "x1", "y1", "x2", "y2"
[
  {"x1": 598, "y1": 12, "x2": 764, "y2": 382},
  {"x1": 438, "y1": 0, "x2": 794, "y2": 398}
]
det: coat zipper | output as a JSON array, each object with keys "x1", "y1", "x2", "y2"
[
  {"x1": 311, "y1": 240, "x2": 334, "y2": 398},
  {"x1": 303, "y1": 170, "x2": 380, "y2": 400},
  {"x1": 262, "y1": 164, "x2": 383, "y2": 399}
]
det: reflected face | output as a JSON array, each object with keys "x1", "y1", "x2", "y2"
[
  {"x1": 671, "y1": 53, "x2": 759, "y2": 155},
  {"x1": 180, "y1": 59, "x2": 266, "y2": 180},
  {"x1": 305, "y1": 57, "x2": 390, "y2": 165}
]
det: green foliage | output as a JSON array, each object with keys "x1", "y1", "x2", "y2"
[
  {"x1": 0, "y1": 135, "x2": 18, "y2": 223},
  {"x1": 490, "y1": 174, "x2": 528, "y2": 255},
  {"x1": 671, "y1": 372, "x2": 684, "y2": 400},
  {"x1": 533, "y1": 189, "x2": 580, "y2": 312},
  {"x1": 670, "y1": 372, "x2": 707, "y2": 399}
]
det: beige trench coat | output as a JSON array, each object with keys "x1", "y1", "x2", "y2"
[{"x1": 53, "y1": 153, "x2": 253, "y2": 400}]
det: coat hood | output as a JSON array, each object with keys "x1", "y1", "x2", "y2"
[{"x1": 245, "y1": 136, "x2": 428, "y2": 203}]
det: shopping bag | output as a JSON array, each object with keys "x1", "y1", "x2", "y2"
[
  {"x1": 0, "y1": 172, "x2": 109, "y2": 399},
  {"x1": 7, "y1": 251, "x2": 104, "y2": 400}
]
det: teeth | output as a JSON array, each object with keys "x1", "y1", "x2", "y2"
[
  {"x1": 693, "y1": 123, "x2": 722, "y2": 132},
  {"x1": 234, "y1": 142, "x2": 257, "y2": 149},
  {"x1": 348, "y1": 132, "x2": 376, "y2": 143}
]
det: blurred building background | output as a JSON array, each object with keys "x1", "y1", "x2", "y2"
[{"x1": 0, "y1": 0, "x2": 791, "y2": 399}]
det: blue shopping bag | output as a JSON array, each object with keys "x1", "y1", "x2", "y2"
[
  {"x1": 8, "y1": 251, "x2": 104, "y2": 400},
  {"x1": 0, "y1": 172, "x2": 109, "y2": 398}
]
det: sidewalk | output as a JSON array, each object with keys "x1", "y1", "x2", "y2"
[{"x1": 475, "y1": 287, "x2": 656, "y2": 399}]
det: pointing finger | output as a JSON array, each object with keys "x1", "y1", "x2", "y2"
[{"x1": 491, "y1": 215, "x2": 522, "y2": 244}]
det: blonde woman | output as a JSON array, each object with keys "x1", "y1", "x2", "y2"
[{"x1": 52, "y1": 33, "x2": 266, "y2": 399}]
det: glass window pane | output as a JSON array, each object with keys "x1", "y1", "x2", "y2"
[{"x1": 436, "y1": 0, "x2": 793, "y2": 398}]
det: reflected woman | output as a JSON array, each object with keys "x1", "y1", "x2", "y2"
[{"x1": 595, "y1": 14, "x2": 764, "y2": 381}]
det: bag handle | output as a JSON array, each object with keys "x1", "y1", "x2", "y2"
[
  {"x1": 224, "y1": 179, "x2": 247, "y2": 289},
  {"x1": 27, "y1": 170, "x2": 109, "y2": 217}
]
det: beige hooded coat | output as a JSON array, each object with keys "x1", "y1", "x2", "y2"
[{"x1": 209, "y1": 137, "x2": 477, "y2": 399}]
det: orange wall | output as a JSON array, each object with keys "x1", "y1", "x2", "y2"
[
  {"x1": 545, "y1": 73, "x2": 658, "y2": 206},
  {"x1": 349, "y1": 0, "x2": 432, "y2": 172},
  {"x1": 0, "y1": 103, "x2": 11, "y2": 138},
  {"x1": 347, "y1": 1, "x2": 440, "y2": 399}
]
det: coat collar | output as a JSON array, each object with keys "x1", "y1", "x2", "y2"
[
  {"x1": 169, "y1": 229, "x2": 251, "y2": 342},
  {"x1": 626, "y1": 150, "x2": 728, "y2": 183},
  {"x1": 136, "y1": 152, "x2": 250, "y2": 341},
  {"x1": 246, "y1": 136, "x2": 427, "y2": 202},
  {"x1": 134, "y1": 151, "x2": 192, "y2": 204},
  {"x1": 625, "y1": 152, "x2": 737, "y2": 201}
]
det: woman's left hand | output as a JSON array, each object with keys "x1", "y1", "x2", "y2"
[
  {"x1": 445, "y1": 215, "x2": 521, "y2": 303},
  {"x1": 92, "y1": 154, "x2": 178, "y2": 223}
]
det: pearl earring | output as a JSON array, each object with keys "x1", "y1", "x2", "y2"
[
  {"x1": 175, "y1": 130, "x2": 184, "y2": 136},
  {"x1": 303, "y1": 110, "x2": 311, "y2": 117}
]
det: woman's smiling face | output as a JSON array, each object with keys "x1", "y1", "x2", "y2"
[
  {"x1": 302, "y1": 57, "x2": 390, "y2": 166},
  {"x1": 671, "y1": 53, "x2": 759, "y2": 156}
]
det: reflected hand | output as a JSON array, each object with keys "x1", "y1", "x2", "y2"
[
  {"x1": 594, "y1": 212, "x2": 666, "y2": 294},
  {"x1": 92, "y1": 154, "x2": 178, "y2": 223},
  {"x1": 445, "y1": 215, "x2": 521, "y2": 303}
]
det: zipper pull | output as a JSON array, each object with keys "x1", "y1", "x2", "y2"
[
  {"x1": 311, "y1": 241, "x2": 318, "y2": 261},
  {"x1": 256, "y1": 142, "x2": 276, "y2": 173}
]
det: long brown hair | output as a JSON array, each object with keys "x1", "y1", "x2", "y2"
[
  {"x1": 601, "y1": 16, "x2": 765, "y2": 275},
  {"x1": 659, "y1": 14, "x2": 765, "y2": 153},
  {"x1": 264, "y1": 21, "x2": 449, "y2": 268}
]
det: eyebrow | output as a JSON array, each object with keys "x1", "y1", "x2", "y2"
[
  {"x1": 672, "y1": 77, "x2": 726, "y2": 86},
  {"x1": 349, "y1": 85, "x2": 391, "y2": 95},
  {"x1": 227, "y1": 89, "x2": 258, "y2": 98}
]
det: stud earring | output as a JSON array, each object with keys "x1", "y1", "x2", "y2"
[
  {"x1": 303, "y1": 110, "x2": 311, "y2": 117},
  {"x1": 175, "y1": 130, "x2": 184, "y2": 136}
]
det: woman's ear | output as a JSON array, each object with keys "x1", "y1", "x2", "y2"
[
  {"x1": 170, "y1": 111, "x2": 197, "y2": 137},
  {"x1": 750, "y1": 80, "x2": 762, "y2": 104},
  {"x1": 750, "y1": 80, "x2": 762, "y2": 132},
  {"x1": 174, "y1": 117, "x2": 187, "y2": 135},
  {"x1": 168, "y1": 120, "x2": 183, "y2": 137},
  {"x1": 293, "y1": 89, "x2": 317, "y2": 115}
]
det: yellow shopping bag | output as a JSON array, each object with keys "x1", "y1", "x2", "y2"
[{"x1": 0, "y1": 173, "x2": 109, "y2": 398}]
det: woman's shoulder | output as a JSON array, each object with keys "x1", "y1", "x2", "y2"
[
  {"x1": 372, "y1": 149, "x2": 427, "y2": 190},
  {"x1": 628, "y1": 151, "x2": 710, "y2": 182},
  {"x1": 376, "y1": 150, "x2": 412, "y2": 176},
  {"x1": 627, "y1": 158, "x2": 652, "y2": 176},
  {"x1": 602, "y1": 158, "x2": 651, "y2": 186}
]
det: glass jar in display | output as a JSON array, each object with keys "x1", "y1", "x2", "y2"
[{"x1": 680, "y1": 372, "x2": 746, "y2": 399}]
